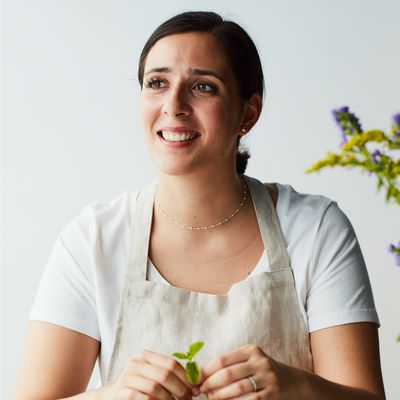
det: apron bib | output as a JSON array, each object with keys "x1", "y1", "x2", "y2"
[{"x1": 105, "y1": 175, "x2": 313, "y2": 396}]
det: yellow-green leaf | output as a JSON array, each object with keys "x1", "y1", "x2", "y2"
[
  {"x1": 172, "y1": 352, "x2": 188, "y2": 360},
  {"x1": 186, "y1": 361, "x2": 201, "y2": 385},
  {"x1": 187, "y1": 341, "x2": 204, "y2": 360}
]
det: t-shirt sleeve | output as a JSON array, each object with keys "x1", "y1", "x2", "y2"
[
  {"x1": 29, "y1": 214, "x2": 100, "y2": 341},
  {"x1": 306, "y1": 201, "x2": 380, "y2": 332}
]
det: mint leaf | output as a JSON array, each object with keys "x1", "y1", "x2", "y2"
[
  {"x1": 172, "y1": 341, "x2": 204, "y2": 385},
  {"x1": 172, "y1": 352, "x2": 188, "y2": 360},
  {"x1": 187, "y1": 341, "x2": 204, "y2": 360},
  {"x1": 186, "y1": 361, "x2": 200, "y2": 385}
]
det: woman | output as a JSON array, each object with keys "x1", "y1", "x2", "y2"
[{"x1": 13, "y1": 11, "x2": 385, "y2": 400}]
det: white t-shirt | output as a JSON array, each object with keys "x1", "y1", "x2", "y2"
[{"x1": 29, "y1": 182, "x2": 379, "y2": 383}]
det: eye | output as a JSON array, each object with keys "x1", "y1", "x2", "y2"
[
  {"x1": 144, "y1": 78, "x2": 166, "y2": 90},
  {"x1": 193, "y1": 82, "x2": 216, "y2": 93}
]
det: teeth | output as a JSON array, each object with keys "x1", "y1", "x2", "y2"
[{"x1": 161, "y1": 131, "x2": 197, "y2": 142}]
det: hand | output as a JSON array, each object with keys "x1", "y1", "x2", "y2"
[
  {"x1": 108, "y1": 349, "x2": 198, "y2": 400},
  {"x1": 197, "y1": 344, "x2": 296, "y2": 400}
]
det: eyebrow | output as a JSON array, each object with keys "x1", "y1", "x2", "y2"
[
  {"x1": 144, "y1": 67, "x2": 225, "y2": 83},
  {"x1": 144, "y1": 67, "x2": 170, "y2": 76},
  {"x1": 192, "y1": 69, "x2": 225, "y2": 83}
]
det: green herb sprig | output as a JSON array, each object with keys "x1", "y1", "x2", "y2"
[{"x1": 172, "y1": 341, "x2": 204, "y2": 385}]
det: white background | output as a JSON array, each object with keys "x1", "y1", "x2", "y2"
[{"x1": 2, "y1": 0, "x2": 399, "y2": 398}]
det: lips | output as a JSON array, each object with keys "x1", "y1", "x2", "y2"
[
  {"x1": 157, "y1": 127, "x2": 200, "y2": 143},
  {"x1": 158, "y1": 130, "x2": 199, "y2": 142}
]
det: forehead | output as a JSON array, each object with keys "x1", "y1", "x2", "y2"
[{"x1": 144, "y1": 32, "x2": 232, "y2": 75}]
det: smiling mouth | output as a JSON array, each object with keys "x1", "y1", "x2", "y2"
[{"x1": 157, "y1": 130, "x2": 200, "y2": 142}]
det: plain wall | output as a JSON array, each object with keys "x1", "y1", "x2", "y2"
[{"x1": 2, "y1": 0, "x2": 399, "y2": 398}]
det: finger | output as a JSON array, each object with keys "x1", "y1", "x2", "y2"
[
  {"x1": 132, "y1": 360, "x2": 193, "y2": 400},
  {"x1": 207, "y1": 375, "x2": 260, "y2": 400},
  {"x1": 199, "y1": 345, "x2": 259, "y2": 387},
  {"x1": 117, "y1": 387, "x2": 151, "y2": 400},
  {"x1": 136, "y1": 350, "x2": 193, "y2": 396},
  {"x1": 124, "y1": 374, "x2": 175, "y2": 400},
  {"x1": 199, "y1": 361, "x2": 252, "y2": 393}
]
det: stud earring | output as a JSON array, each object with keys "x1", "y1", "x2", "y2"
[{"x1": 241, "y1": 126, "x2": 247, "y2": 133}]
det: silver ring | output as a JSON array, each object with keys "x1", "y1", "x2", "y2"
[{"x1": 247, "y1": 375, "x2": 257, "y2": 392}]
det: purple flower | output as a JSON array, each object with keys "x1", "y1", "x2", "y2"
[
  {"x1": 370, "y1": 149, "x2": 381, "y2": 164},
  {"x1": 332, "y1": 106, "x2": 363, "y2": 146},
  {"x1": 332, "y1": 106, "x2": 349, "y2": 123},
  {"x1": 388, "y1": 242, "x2": 400, "y2": 266},
  {"x1": 339, "y1": 131, "x2": 347, "y2": 146},
  {"x1": 392, "y1": 113, "x2": 400, "y2": 138}
]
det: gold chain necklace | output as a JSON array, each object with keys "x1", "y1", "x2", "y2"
[{"x1": 154, "y1": 177, "x2": 247, "y2": 230}]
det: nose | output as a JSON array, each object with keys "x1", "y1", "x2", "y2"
[{"x1": 161, "y1": 85, "x2": 192, "y2": 117}]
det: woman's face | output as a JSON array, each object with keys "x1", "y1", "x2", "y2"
[{"x1": 139, "y1": 31, "x2": 246, "y2": 177}]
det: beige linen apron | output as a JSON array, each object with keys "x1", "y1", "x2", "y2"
[{"x1": 105, "y1": 175, "x2": 313, "y2": 396}]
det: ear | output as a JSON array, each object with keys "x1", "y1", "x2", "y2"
[{"x1": 238, "y1": 93, "x2": 262, "y2": 136}]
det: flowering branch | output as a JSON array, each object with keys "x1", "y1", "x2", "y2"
[{"x1": 306, "y1": 107, "x2": 400, "y2": 266}]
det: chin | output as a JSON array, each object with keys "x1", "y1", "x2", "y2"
[{"x1": 153, "y1": 160, "x2": 196, "y2": 177}]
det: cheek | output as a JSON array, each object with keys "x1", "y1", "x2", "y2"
[
  {"x1": 139, "y1": 96, "x2": 158, "y2": 130},
  {"x1": 201, "y1": 99, "x2": 234, "y2": 126}
]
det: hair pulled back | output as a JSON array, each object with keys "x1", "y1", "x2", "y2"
[{"x1": 138, "y1": 11, "x2": 264, "y2": 174}]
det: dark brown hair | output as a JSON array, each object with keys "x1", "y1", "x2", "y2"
[{"x1": 138, "y1": 11, "x2": 265, "y2": 174}]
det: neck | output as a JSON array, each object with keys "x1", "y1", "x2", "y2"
[{"x1": 155, "y1": 171, "x2": 247, "y2": 231}]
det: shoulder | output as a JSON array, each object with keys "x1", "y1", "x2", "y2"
[
  {"x1": 59, "y1": 189, "x2": 140, "y2": 249},
  {"x1": 71, "y1": 190, "x2": 138, "y2": 227},
  {"x1": 269, "y1": 182, "x2": 337, "y2": 227},
  {"x1": 274, "y1": 182, "x2": 332, "y2": 210},
  {"x1": 273, "y1": 183, "x2": 357, "y2": 253},
  {"x1": 81, "y1": 189, "x2": 136, "y2": 222}
]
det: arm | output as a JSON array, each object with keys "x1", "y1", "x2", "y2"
[
  {"x1": 11, "y1": 321, "x2": 102, "y2": 400},
  {"x1": 12, "y1": 321, "x2": 196, "y2": 400},
  {"x1": 300, "y1": 321, "x2": 385, "y2": 399},
  {"x1": 198, "y1": 322, "x2": 385, "y2": 400}
]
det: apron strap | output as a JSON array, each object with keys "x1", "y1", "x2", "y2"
[
  {"x1": 128, "y1": 180, "x2": 157, "y2": 282},
  {"x1": 243, "y1": 175, "x2": 291, "y2": 272}
]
